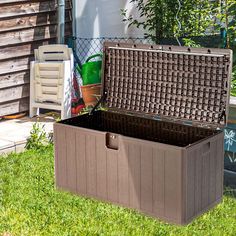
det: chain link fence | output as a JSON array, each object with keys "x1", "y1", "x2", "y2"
[
  {"x1": 75, "y1": 35, "x2": 222, "y2": 63},
  {"x1": 76, "y1": 37, "x2": 152, "y2": 64}
]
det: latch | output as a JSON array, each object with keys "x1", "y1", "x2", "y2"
[{"x1": 106, "y1": 133, "x2": 119, "y2": 150}]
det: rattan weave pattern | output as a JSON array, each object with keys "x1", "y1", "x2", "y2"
[{"x1": 103, "y1": 43, "x2": 232, "y2": 127}]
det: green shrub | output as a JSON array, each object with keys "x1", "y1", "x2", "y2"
[{"x1": 25, "y1": 122, "x2": 48, "y2": 150}]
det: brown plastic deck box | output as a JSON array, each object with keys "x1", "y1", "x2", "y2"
[{"x1": 54, "y1": 42, "x2": 233, "y2": 225}]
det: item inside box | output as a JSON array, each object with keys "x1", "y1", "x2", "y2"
[{"x1": 60, "y1": 110, "x2": 220, "y2": 147}]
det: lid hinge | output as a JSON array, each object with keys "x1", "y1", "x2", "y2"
[
  {"x1": 89, "y1": 92, "x2": 107, "y2": 116},
  {"x1": 218, "y1": 110, "x2": 226, "y2": 125}
]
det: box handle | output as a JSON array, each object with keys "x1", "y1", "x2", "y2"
[
  {"x1": 202, "y1": 142, "x2": 210, "y2": 154},
  {"x1": 106, "y1": 133, "x2": 119, "y2": 150}
]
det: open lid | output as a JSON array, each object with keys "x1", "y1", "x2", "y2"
[{"x1": 101, "y1": 42, "x2": 233, "y2": 128}]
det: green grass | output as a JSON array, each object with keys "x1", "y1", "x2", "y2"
[{"x1": 0, "y1": 146, "x2": 235, "y2": 236}]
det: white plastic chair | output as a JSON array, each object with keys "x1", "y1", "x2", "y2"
[{"x1": 30, "y1": 45, "x2": 74, "y2": 120}]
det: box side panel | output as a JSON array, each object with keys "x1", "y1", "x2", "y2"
[
  {"x1": 54, "y1": 123, "x2": 68, "y2": 189},
  {"x1": 54, "y1": 124, "x2": 78, "y2": 193},
  {"x1": 184, "y1": 132, "x2": 224, "y2": 223}
]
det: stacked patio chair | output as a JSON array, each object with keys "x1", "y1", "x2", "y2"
[{"x1": 30, "y1": 44, "x2": 74, "y2": 119}]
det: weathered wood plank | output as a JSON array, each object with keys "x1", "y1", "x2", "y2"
[
  {"x1": 0, "y1": 0, "x2": 72, "y2": 18},
  {"x1": 0, "y1": 84, "x2": 29, "y2": 103},
  {"x1": 0, "y1": 57, "x2": 33, "y2": 75},
  {"x1": 0, "y1": 11, "x2": 71, "y2": 33},
  {"x1": 0, "y1": 70, "x2": 30, "y2": 89},
  {"x1": 0, "y1": 24, "x2": 72, "y2": 47},
  {"x1": 0, "y1": 97, "x2": 29, "y2": 116},
  {"x1": 0, "y1": 0, "x2": 36, "y2": 5},
  {"x1": 0, "y1": 40, "x2": 55, "y2": 60},
  {"x1": 0, "y1": 0, "x2": 30, "y2": 4}
]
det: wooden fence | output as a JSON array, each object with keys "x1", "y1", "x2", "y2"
[{"x1": 0, "y1": 0, "x2": 72, "y2": 116}]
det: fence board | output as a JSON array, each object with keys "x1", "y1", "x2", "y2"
[
  {"x1": 0, "y1": 84, "x2": 29, "y2": 103},
  {"x1": 0, "y1": 11, "x2": 71, "y2": 33},
  {"x1": 0, "y1": 24, "x2": 72, "y2": 47},
  {"x1": 0, "y1": 71, "x2": 30, "y2": 89},
  {"x1": 0, "y1": 40, "x2": 55, "y2": 61},
  {"x1": 0, "y1": 0, "x2": 72, "y2": 18},
  {"x1": 0, "y1": 98, "x2": 29, "y2": 116},
  {"x1": 0, "y1": 57, "x2": 33, "y2": 75}
]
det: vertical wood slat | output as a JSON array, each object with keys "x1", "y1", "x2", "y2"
[
  {"x1": 65, "y1": 127, "x2": 77, "y2": 192},
  {"x1": 185, "y1": 136, "x2": 224, "y2": 221},
  {"x1": 96, "y1": 136, "x2": 107, "y2": 200},
  {"x1": 164, "y1": 149, "x2": 182, "y2": 221},
  {"x1": 202, "y1": 149, "x2": 210, "y2": 209},
  {"x1": 54, "y1": 125, "x2": 67, "y2": 189},
  {"x1": 209, "y1": 140, "x2": 217, "y2": 203},
  {"x1": 76, "y1": 131, "x2": 86, "y2": 194},
  {"x1": 86, "y1": 135, "x2": 97, "y2": 196},
  {"x1": 140, "y1": 146, "x2": 153, "y2": 212},
  {"x1": 107, "y1": 149, "x2": 118, "y2": 202},
  {"x1": 186, "y1": 149, "x2": 195, "y2": 220},
  {"x1": 117, "y1": 140, "x2": 129, "y2": 206},
  {"x1": 128, "y1": 144, "x2": 141, "y2": 210},
  {"x1": 153, "y1": 149, "x2": 165, "y2": 216}
]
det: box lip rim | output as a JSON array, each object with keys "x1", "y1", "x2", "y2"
[{"x1": 55, "y1": 114, "x2": 222, "y2": 149}]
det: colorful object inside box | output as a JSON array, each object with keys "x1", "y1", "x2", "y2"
[{"x1": 76, "y1": 54, "x2": 102, "y2": 86}]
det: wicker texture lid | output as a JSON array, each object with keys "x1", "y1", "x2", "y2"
[{"x1": 102, "y1": 42, "x2": 233, "y2": 127}]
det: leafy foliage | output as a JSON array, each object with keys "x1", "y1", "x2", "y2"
[
  {"x1": 25, "y1": 122, "x2": 48, "y2": 150},
  {"x1": 213, "y1": 0, "x2": 236, "y2": 49},
  {"x1": 182, "y1": 38, "x2": 201, "y2": 48},
  {"x1": 122, "y1": 0, "x2": 236, "y2": 47},
  {"x1": 121, "y1": 0, "x2": 214, "y2": 43}
]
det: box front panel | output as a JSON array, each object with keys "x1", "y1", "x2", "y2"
[{"x1": 54, "y1": 124, "x2": 184, "y2": 224}]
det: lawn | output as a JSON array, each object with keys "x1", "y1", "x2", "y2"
[{"x1": 0, "y1": 146, "x2": 235, "y2": 236}]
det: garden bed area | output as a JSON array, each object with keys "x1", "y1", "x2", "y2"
[{"x1": 0, "y1": 146, "x2": 235, "y2": 235}]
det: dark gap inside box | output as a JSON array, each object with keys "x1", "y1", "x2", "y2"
[{"x1": 60, "y1": 110, "x2": 219, "y2": 147}]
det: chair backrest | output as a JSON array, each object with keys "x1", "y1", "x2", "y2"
[{"x1": 35, "y1": 44, "x2": 73, "y2": 62}]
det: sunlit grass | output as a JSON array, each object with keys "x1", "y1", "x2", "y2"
[{"x1": 0, "y1": 146, "x2": 235, "y2": 236}]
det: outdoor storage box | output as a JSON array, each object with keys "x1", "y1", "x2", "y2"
[{"x1": 54, "y1": 42, "x2": 232, "y2": 225}]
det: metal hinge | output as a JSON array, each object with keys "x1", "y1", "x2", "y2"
[
  {"x1": 218, "y1": 110, "x2": 226, "y2": 125},
  {"x1": 89, "y1": 92, "x2": 107, "y2": 116}
]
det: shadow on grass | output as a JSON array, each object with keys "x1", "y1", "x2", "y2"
[{"x1": 224, "y1": 187, "x2": 236, "y2": 199}]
